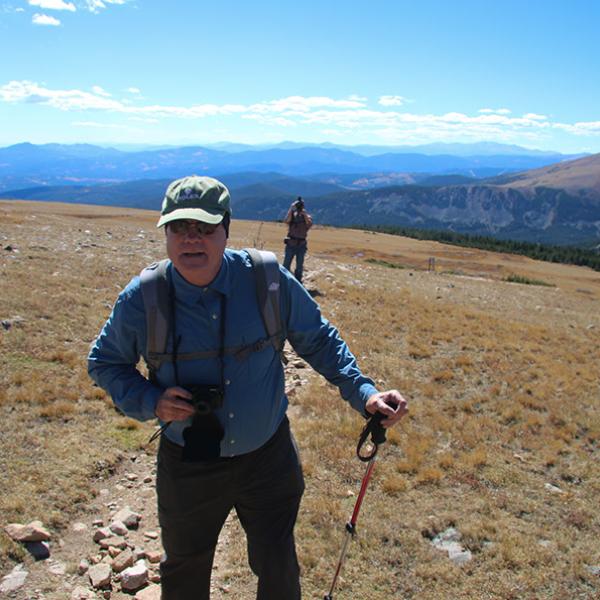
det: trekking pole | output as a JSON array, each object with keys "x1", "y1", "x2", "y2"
[{"x1": 324, "y1": 410, "x2": 387, "y2": 600}]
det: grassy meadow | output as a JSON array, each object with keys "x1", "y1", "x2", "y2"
[{"x1": 1, "y1": 200, "x2": 599, "y2": 599}]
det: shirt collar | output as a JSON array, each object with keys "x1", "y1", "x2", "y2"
[{"x1": 168, "y1": 249, "x2": 232, "y2": 298}]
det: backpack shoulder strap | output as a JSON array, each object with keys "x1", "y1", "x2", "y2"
[
  {"x1": 139, "y1": 259, "x2": 171, "y2": 376},
  {"x1": 243, "y1": 248, "x2": 287, "y2": 363}
]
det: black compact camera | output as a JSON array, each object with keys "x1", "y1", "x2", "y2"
[
  {"x1": 295, "y1": 198, "x2": 304, "y2": 210},
  {"x1": 187, "y1": 384, "x2": 224, "y2": 415}
]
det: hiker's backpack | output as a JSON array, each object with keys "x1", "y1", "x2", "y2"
[{"x1": 139, "y1": 248, "x2": 286, "y2": 381}]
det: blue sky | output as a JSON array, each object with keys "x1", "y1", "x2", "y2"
[{"x1": 1, "y1": 0, "x2": 599, "y2": 152}]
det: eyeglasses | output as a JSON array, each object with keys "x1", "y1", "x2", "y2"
[{"x1": 168, "y1": 220, "x2": 219, "y2": 236}]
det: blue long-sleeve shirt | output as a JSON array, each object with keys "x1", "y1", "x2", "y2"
[{"x1": 88, "y1": 248, "x2": 378, "y2": 456}]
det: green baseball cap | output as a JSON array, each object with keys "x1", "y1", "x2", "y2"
[{"x1": 157, "y1": 175, "x2": 231, "y2": 228}]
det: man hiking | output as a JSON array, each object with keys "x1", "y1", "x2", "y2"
[
  {"x1": 87, "y1": 175, "x2": 408, "y2": 600},
  {"x1": 283, "y1": 196, "x2": 312, "y2": 283}
]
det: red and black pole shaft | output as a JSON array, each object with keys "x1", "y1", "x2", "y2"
[{"x1": 324, "y1": 411, "x2": 387, "y2": 600}]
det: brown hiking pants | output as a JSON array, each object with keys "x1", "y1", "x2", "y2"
[{"x1": 157, "y1": 417, "x2": 304, "y2": 600}]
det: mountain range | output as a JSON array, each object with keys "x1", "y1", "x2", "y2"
[
  {"x1": 1, "y1": 142, "x2": 599, "y2": 247},
  {"x1": 0, "y1": 141, "x2": 583, "y2": 193}
]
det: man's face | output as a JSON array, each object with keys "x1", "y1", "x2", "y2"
[{"x1": 165, "y1": 219, "x2": 227, "y2": 286}]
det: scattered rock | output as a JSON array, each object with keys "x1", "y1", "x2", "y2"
[
  {"x1": 143, "y1": 531, "x2": 159, "y2": 540},
  {"x1": 109, "y1": 520, "x2": 129, "y2": 536},
  {"x1": 586, "y1": 565, "x2": 600, "y2": 576},
  {"x1": 0, "y1": 564, "x2": 28, "y2": 593},
  {"x1": 544, "y1": 483, "x2": 564, "y2": 494},
  {"x1": 431, "y1": 527, "x2": 473, "y2": 566},
  {"x1": 47, "y1": 559, "x2": 67, "y2": 575},
  {"x1": 113, "y1": 506, "x2": 141, "y2": 529},
  {"x1": 93, "y1": 527, "x2": 112, "y2": 542},
  {"x1": 148, "y1": 571, "x2": 161, "y2": 584},
  {"x1": 78, "y1": 559, "x2": 90, "y2": 575},
  {"x1": 99, "y1": 535, "x2": 127, "y2": 550},
  {"x1": 72, "y1": 521, "x2": 88, "y2": 532},
  {"x1": 112, "y1": 547, "x2": 135, "y2": 573},
  {"x1": 144, "y1": 549, "x2": 162, "y2": 564},
  {"x1": 71, "y1": 585, "x2": 96, "y2": 599},
  {"x1": 135, "y1": 584, "x2": 161, "y2": 599},
  {"x1": 88, "y1": 563, "x2": 112, "y2": 589},
  {"x1": 5, "y1": 520, "x2": 51, "y2": 542},
  {"x1": 120, "y1": 560, "x2": 149, "y2": 591}
]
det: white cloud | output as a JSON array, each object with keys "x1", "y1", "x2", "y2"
[
  {"x1": 0, "y1": 80, "x2": 121, "y2": 109},
  {"x1": 32, "y1": 12, "x2": 60, "y2": 25},
  {"x1": 128, "y1": 116, "x2": 159, "y2": 124},
  {"x1": 72, "y1": 120, "x2": 121, "y2": 128},
  {"x1": 84, "y1": 0, "x2": 126, "y2": 13},
  {"x1": 28, "y1": 0, "x2": 75, "y2": 11},
  {"x1": 91, "y1": 85, "x2": 111, "y2": 97},
  {"x1": 523, "y1": 113, "x2": 548, "y2": 121},
  {"x1": 2, "y1": 80, "x2": 599, "y2": 145},
  {"x1": 249, "y1": 96, "x2": 367, "y2": 115},
  {"x1": 378, "y1": 95, "x2": 407, "y2": 107},
  {"x1": 479, "y1": 108, "x2": 512, "y2": 115},
  {"x1": 126, "y1": 87, "x2": 141, "y2": 94}
]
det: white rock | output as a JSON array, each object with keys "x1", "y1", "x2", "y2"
[
  {"x1": 0, "y1": 564, "x2": 28, "y2": 593},
  {"x1": 586, "y1": 565, "x2": 600, "y2": 576},
  {"x1": 88, "y1": 563, "x2": 112, "y2": 589},
  {"x1": 432, "y1": 527, "x2": 461, "y2": 544},
  {"x1": 109, "y1": 520, "x2": 129, "y2": 536},
  {"x1": 431, "y1": 527, "x2": 472, "y2": 565},
  {"x1": 544, "y1": 483, "x2": 564, "y2": 494},
  {"x1": 72, "y1": 522, "x2": 88, "y2": 532},
  {"x1": 448, "y1": 546, "x2": 473, "y2": 565},
  {"x1": 47, "y1": 560, "x2": 67, "y2": 575},
  {"x1": 113, "y1": 506, "x2": 141, "y2": 529},
  {"x1": 121, "y1": 560, "x2": 148, "y2": 591}
]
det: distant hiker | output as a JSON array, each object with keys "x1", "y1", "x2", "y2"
[
  {"x1": 283, "y1": 196, "x2": 312, "y2": 283},
  {"x1": 87, "y1": 175, "x2": 408, "y2": 600}
]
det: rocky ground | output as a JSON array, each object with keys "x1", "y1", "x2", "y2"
[{"x1": 1, "y1": 291, "x2": 317, "y2": 600}]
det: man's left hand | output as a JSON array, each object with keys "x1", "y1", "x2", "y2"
[{"x1": 365, "y1": 390, "x2": 408, "y2": 428}]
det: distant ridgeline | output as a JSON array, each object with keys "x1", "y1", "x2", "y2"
[{"x1": 348, "y1": 224, "x2": 600, "y2": 272}]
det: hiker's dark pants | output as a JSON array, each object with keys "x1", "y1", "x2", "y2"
[
  {"x1": 157, "y1": 417, "x2": 304, "y2": 600},
  {"x1": 283, "y1": 243, "x2": 307, "y2": 283}
]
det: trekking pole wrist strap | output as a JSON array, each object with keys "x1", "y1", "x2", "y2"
[{"x1": 356, "y1": 411, "x2": 387, "y2": 462}]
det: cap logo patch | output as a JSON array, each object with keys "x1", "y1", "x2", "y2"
[{"x1": 180, "y1": 187, "x2": 202, "y2": 201}]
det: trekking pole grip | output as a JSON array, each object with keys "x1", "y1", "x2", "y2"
[{"x1": 357, "y1": 410, "x2": 387, "y2": 461}]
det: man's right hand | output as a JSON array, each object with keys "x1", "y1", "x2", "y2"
[{"x1": 155, "y1": 387, "x2": 195, "y2": 421}]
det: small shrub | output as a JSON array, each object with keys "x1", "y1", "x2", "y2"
[{"x1": 503, "y1": 273, "x2": 554, "y2": 287}]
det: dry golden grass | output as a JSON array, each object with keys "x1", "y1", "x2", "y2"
[{"x1": 1, "y1": 200, "x2": 599, "y2": 598}]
